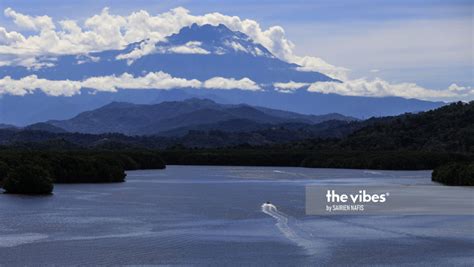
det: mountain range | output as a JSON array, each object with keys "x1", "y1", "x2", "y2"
[
  {"x1": 45, "y1": 98, "x2": 356, "y2": 136},
  {"x1": 0, "y1": 101, "x2": 470, "y2": 152},
  {"x1": 0, "y1": 23, "x2": 444, "y2": 126}
]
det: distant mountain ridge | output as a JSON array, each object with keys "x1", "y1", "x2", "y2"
[
  {"x1": 46, "y1": 98, "x2": 356, "y2": 136},
  {"x1": 24, "y1": 123, "x2": 68, "y2": 133},
  {"x1": 1, "y1": 102, "x2": 470, "y2": 152},
  {"x1": 0, "y1": 123, "x2": 17, "y2": 129}
]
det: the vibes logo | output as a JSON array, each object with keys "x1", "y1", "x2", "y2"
[
  {"x1": 324, "y1": 189, "x2": 390, "y2": 212},
  {"x1": 326, "y1": 190, "x2": 389, "y2": 203},
  {"x1": 307, "y1": 185, "x2": 473, "y2": 215}
]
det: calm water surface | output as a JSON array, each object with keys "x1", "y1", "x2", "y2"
[{"x1": 0, "y1": 166, "x2": 473, "y2": 266}]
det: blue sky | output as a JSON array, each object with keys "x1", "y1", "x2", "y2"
[{"x1": 0, "y1": 0, "x2": 472, "y2": 96}]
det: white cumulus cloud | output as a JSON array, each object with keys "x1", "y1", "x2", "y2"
[
  {"x1": 0, "y1": 72, "x2": 261, "y2": 96},
  {"x1": 4, "y1": 8, "x2": 55, "y2": 31},
  {"x1": 273, "y1": 81, "x2": 309, "y2": 93},
  {"x1": 448, "y1": 83, "x2": 473, "y2": 93},
  {"x1": 116, "y1": 40, "x2": 157, "y2": 64},
  {"x1": 204, "y1": 77, "x2": 261, "y2": 91},
  {"x1": 167, "y1": 41, "x2": 210, "y2": 55},
  {"x1": 307, "y1": 78, "x2": 474, "y2": 101},
  {"x1": 0, "y1": 27, "x2": 25, "y2": 45},
  {"x1": 82, "y1": 72, "x2": 202, "y2": 92},
  {"x1": 294, "y1": 56, "x2": 349, "y2": 80},
  {"x1": 0, "y1": 75, "x2": 81, "y2": 96}
]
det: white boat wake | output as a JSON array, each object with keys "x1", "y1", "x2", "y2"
[{"x1": 261, "y1": 203, "x2": 321, "y2": 255}]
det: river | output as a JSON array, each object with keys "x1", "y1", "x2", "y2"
[{"x1": 0, "y1": 166, "x2": 472, "y2": 266}]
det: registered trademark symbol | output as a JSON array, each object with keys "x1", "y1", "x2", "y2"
[{"x1": 386, "y1": 192, "x2": 390, "y2": 196}]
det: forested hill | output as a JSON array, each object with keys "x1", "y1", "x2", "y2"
[
  {"x1": 0, "y1": 101, "x2": 472, "y2": 182},
  {"x1": 339, "y1": 101, "x2": 473, "y2": 153},
  {"x1": 0, "y1": 102, "x2": 472, "y2": 152}
]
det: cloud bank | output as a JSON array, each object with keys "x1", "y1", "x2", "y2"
[
  {"x1": 3, "y1": 73, "x2": 468, "y2": 101},
  {"x1": 0, "y1": 72, "x2": 260, "y2": 96},
  {"x1": 273, "y1": 81, "x2": 310, "y2": 93},
  {"x1": 204, "y1": 77, "x2": 260, "y2": 91},
  {"x1": 307, "y1": 78, "x2": 474, "y2": 101}
]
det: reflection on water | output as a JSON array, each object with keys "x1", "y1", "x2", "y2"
[{"x1": 0, "y1": 166, "x2": 472, "y2": 266}]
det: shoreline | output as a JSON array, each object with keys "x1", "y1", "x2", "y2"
[{"x1": 160, "y1": 164, "x2": 434, "y2": 172}]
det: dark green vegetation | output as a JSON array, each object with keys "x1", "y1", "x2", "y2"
[
  {"x1": 0, "y1": 101, "x2": 472, "y2": 190},
  {"x1": 0, "y1": 151, "x2": 166, "y2": 194},
  {"x1": 0, "y1": 120, "x2": 364, "y2": 149},
  {"x1": 432, "y1": 162, "x2": 474, "y2": 186},
  {"x1": 154, "y1": 101, "x2": 474, "y2": 185},
  {"x1": 338, "y1": 101, "x2": 473, "y2": 153},
  {"x1": 0, "y1": 160, "x2": 9, "y2": 187},
  {"x1": 161, "y1": 149, "x2": 472, "y2": 171},
  {"x1": 3, "y1": 165, "x2": 54, "y2": 194},
  {"x1": 2, "y1": 101, "x2": 470, "y2": 150}
]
